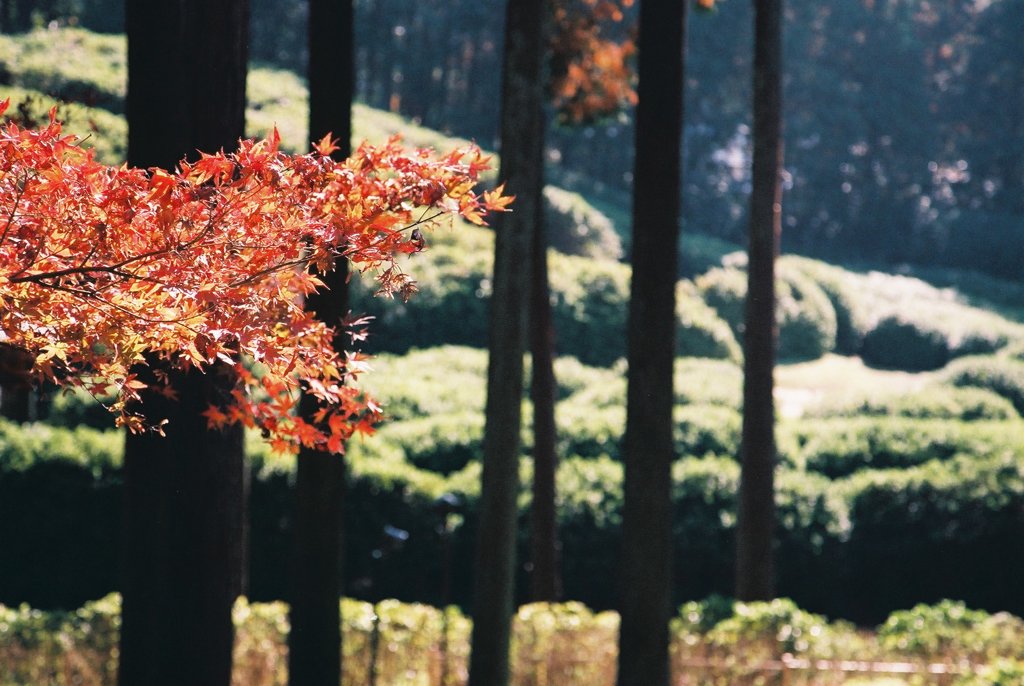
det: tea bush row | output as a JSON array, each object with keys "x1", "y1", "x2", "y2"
[
  {"x1": 697, "y1": 257, "x2": 1024, "y2": 369},
  {"x1": 4, "y1": 594, "x2": 1023, "y2": 686},
  {"x1": 5, "y1": 419, "x2": 1024, "y2": 623},
  {"x1": 352, "y1": 226, "x2": 742, "y2": 366}
]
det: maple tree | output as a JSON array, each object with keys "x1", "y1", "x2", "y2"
[{"x1": 0, "y1": 101, "x2": 509, "y2": 453}]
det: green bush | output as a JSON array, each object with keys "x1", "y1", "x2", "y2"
[
  {"x1": 695, "y1": 267, "x2": 747, "y2": 339},
  {"x1": 782, "y1": 256, "x2": 869, "y2": 355},
  {"x1": 809, "y1": 386, "x2": 1018, "y2": 421},
  {"x1": 555, "y1": 403, "x2": 623, "y2": 460},
  {"x1": 677, "y1": 282, "x2": 742, "y2": 362},
  {"x1": 776, "y1": 267, "x2": 838, "y2": 361},
  {"x1": 876, "y1": 599, "x2": 1024, "y2": 673},
  {"x1": 782, "y1": 416, "x2": 1023, "y2": 478},
  {"x1": 706, "y1": 598, "x2": 836, "y2": 656},
  {"x1": 941, "y1": 355, "x2": 1024, "y2": 415},
  {"x1": 0, "y1": 28, "x2": 126, "y2": 114},
  {"x1": 673, "y1": 404, "x2": 740, "y2": 459},
  {"x1": 696, "y1": 265, "x2": 838, "y2": 361},
  {"x1": 375, "y1": 411, "x2": 484, "y2": 475},
  {"x1": 542, "y1": 186, "x2": 623, "y2": 261},
  {"x1": 679, "y1": 234, "x2": 743, "y2": 279},
  {"x1": 362, "y1": 346, "x2": 487, "y2": 422},
  {"x1": 355, "y1": 226, "x2": 739, "y2": 366},
  {"x1": 861, "y1": 315, "x2": 950, "y2": 371},
  {"x1": 673, "y1": 357, "x2": 743, "y2": 408},
  {"x1": 839, "y1": 453, "x2": 1024, "y2": 623},
  {"x1": 6, "y1": 420, "x2": 1024, "y2": 624}
]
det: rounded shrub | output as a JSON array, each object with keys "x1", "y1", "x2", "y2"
[
  {"x1": 782, "y1": 256, "x2": 868, "y2": 356},
  {"x1": 673, "y1": 404, "x2": 740, "y2": 459},
  {"x1": 556, "y1": 403, "x2": 624, "y2": 460},
  {"x1": 787, "y1": 416, "x2": 1022, "y2": 479},
  {"x1": 677, "y1": 281, "x2": 742, "y2": 362},
  {"x1": 696, "y1": 267, "x2": 747, "y2": 340},
  {"x1": 673, "y1": 357, "x2": 743, "y2": 408},
  {"x1": 542, "y1": 186, "x2": 623, "y2": 261},
  {"x1": 941, "y1": 355, "x2": 1024, "y2": 415},
  {"x1": 861, "y1": 315, "x2": 950, "y2": 371},
  {"x1": 776, "y1": 267, "x2": 837, "y2": 361},
  {"x1": 375, "y1": 411, "x2": 484, "y2": 475},
  {"x1": 696, "y1": 265, "x2": 838, "y2": 361}
]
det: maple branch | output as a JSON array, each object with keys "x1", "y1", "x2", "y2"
[{"x1": 0, "y1": 171, "x2": 33, "y2": 247}]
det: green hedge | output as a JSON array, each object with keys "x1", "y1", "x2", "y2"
[
  {"x1": 542, "y1": 186, "x2": 623, "y2": 261},
  {"x1": 7, "y1": 594, "x2": 1024, "y2": 686},
  {"x1": 808, "y1": 385, "x2": 1018, "y2": 421},
  {"x1": 5, "y1": 420, "x2": 1024, "y2": 624},
  {"x1": 940, "y1": 355, "x2": 1024, "y2": 415},
  {"x1": 780, "y1": 416, "x2": 1024, "y2": 478},
  {"x1": 352, "y1": 226, "x2": 740, "y2": 366},
  {"x1": 696, "y1": 265, "x2": 838, "y2": 361}
]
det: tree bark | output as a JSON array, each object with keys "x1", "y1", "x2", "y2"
[
  {"x1": 287, "y1": 1, "x2": 353, "y2": 684},
  {"x1": 119, "y1": 2, "x2": 249, "y2": 686},
  {"x1": 615, "y1": 1, "x2": 686, "y2": 686},
  {"x1": 528, "y1": 182, "x2": 561, "y2": 603},
  {"x1": 467, "y1": 0, "x2": 545, "y2": 683},
  {"x1": 735, "y1": 0, "x2": 783, "y2": 603}
]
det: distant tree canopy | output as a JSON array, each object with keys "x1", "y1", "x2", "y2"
[{"x1": 8, "y1": 0, "x2": 1020, "y2": 276}]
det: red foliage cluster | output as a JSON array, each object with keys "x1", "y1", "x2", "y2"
[
  {"x1": 0, "y1": 101, "x2": 510, "y2": 453},
  {"x1": 549, "y1": 0, "x2": 638, "y2": 125}
]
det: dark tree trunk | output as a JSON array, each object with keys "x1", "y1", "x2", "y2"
[
  {"x1": 735, "y1": 0, "x2": 783, "y2": 603},
  {"x1": 119, "y1": 3, "x2": 249, "y2": 686},
  {"x1": 467, "y1": 0, "x2": 544, "y2": 682},
  {"x1": 528, "y1": 182, "x2": 561, "y2": 603},
  {"x1": 615, "y1": 0, "x2": 687, "y2": 685},
  {"x1": 287, "y1": 1, "x2": 353, "y2": 684}
]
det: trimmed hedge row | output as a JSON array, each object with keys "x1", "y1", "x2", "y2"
[
  {"x1": 5, "y1": 420, "x2": 1024, "y2": 624},
  {"x1": 7, "y1": 594, "x2": 1023, "y2": 686},
  {"x1": 351, "y1": 225, "x2": 741, "y2": 366}
]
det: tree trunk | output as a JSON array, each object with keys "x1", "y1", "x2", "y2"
[
  {"x1": 615, "y1": 0, "x2": 687, "y2": 685},
  {"x1": 735, "y1": 0, "x2": 783, "y2": 603},
  {"x1": 528, "y1": 183, "x2": 561, "y2": 603},
  {"x1": 467, "y1": 0, "x2": 544, "y2": 683},
  {"x1": 119, "y1": 3, "x2": 249, "y2": 686},
  {"x1": 287, "y1": 1, "x2": 353, "y2": 683}
]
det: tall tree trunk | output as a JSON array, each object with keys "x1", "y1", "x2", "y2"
[
  {"x1": 528, "y1": 185, "x2": 561, "y2": 603},
  {"x1": 467, "y1": 0, "x2": 544, "y2": 682},
  {"x1": 615, "y1": 0, "x2": 686, "y2": 685},
  {"x1": 287, "y1": 1, "x2": 353, "y2": 684},
  {"x1": 735, "y1": 0, "x2": 783, "y2": 603},
  {"x1": 119, "y1": 3, "x2": 249, "y2": 686}
]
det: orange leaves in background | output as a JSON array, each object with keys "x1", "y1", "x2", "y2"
[
  {"x1": 549, "y1": 0, "x2": 637, "y2": 125},
  {"x1": 0, "y1": 100, "x2": 508, "y2": 454},
  {"x1": 549, "y1": 0, "x2": 718, "y2": 124}
]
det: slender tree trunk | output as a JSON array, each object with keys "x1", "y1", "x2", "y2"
[
  {"x1": 119, "y1": 3, "x2": 249, "y2": 686},
  {"x1": 287, "y1": 1, "x2": 353, "y2": 684},
  {"x1": 735, "y1": 0, "x2": 783, "y2": 603},
  {"x1": 615, "y1": 1, "x2": 687, "y2": 685},
  {"x1": 467, "y1": 0, "x2": 544, "y2": 682},
  {"x1": 528, "y1": 182, "x2": 562, "y2": 603}
]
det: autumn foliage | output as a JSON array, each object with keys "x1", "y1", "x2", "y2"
[
  {"x1": 0, "y1": 101, "x2": 509, "y2": 453},
  {"x1": 549, "y1": 0, "x2": 638, "y2": 124}
]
